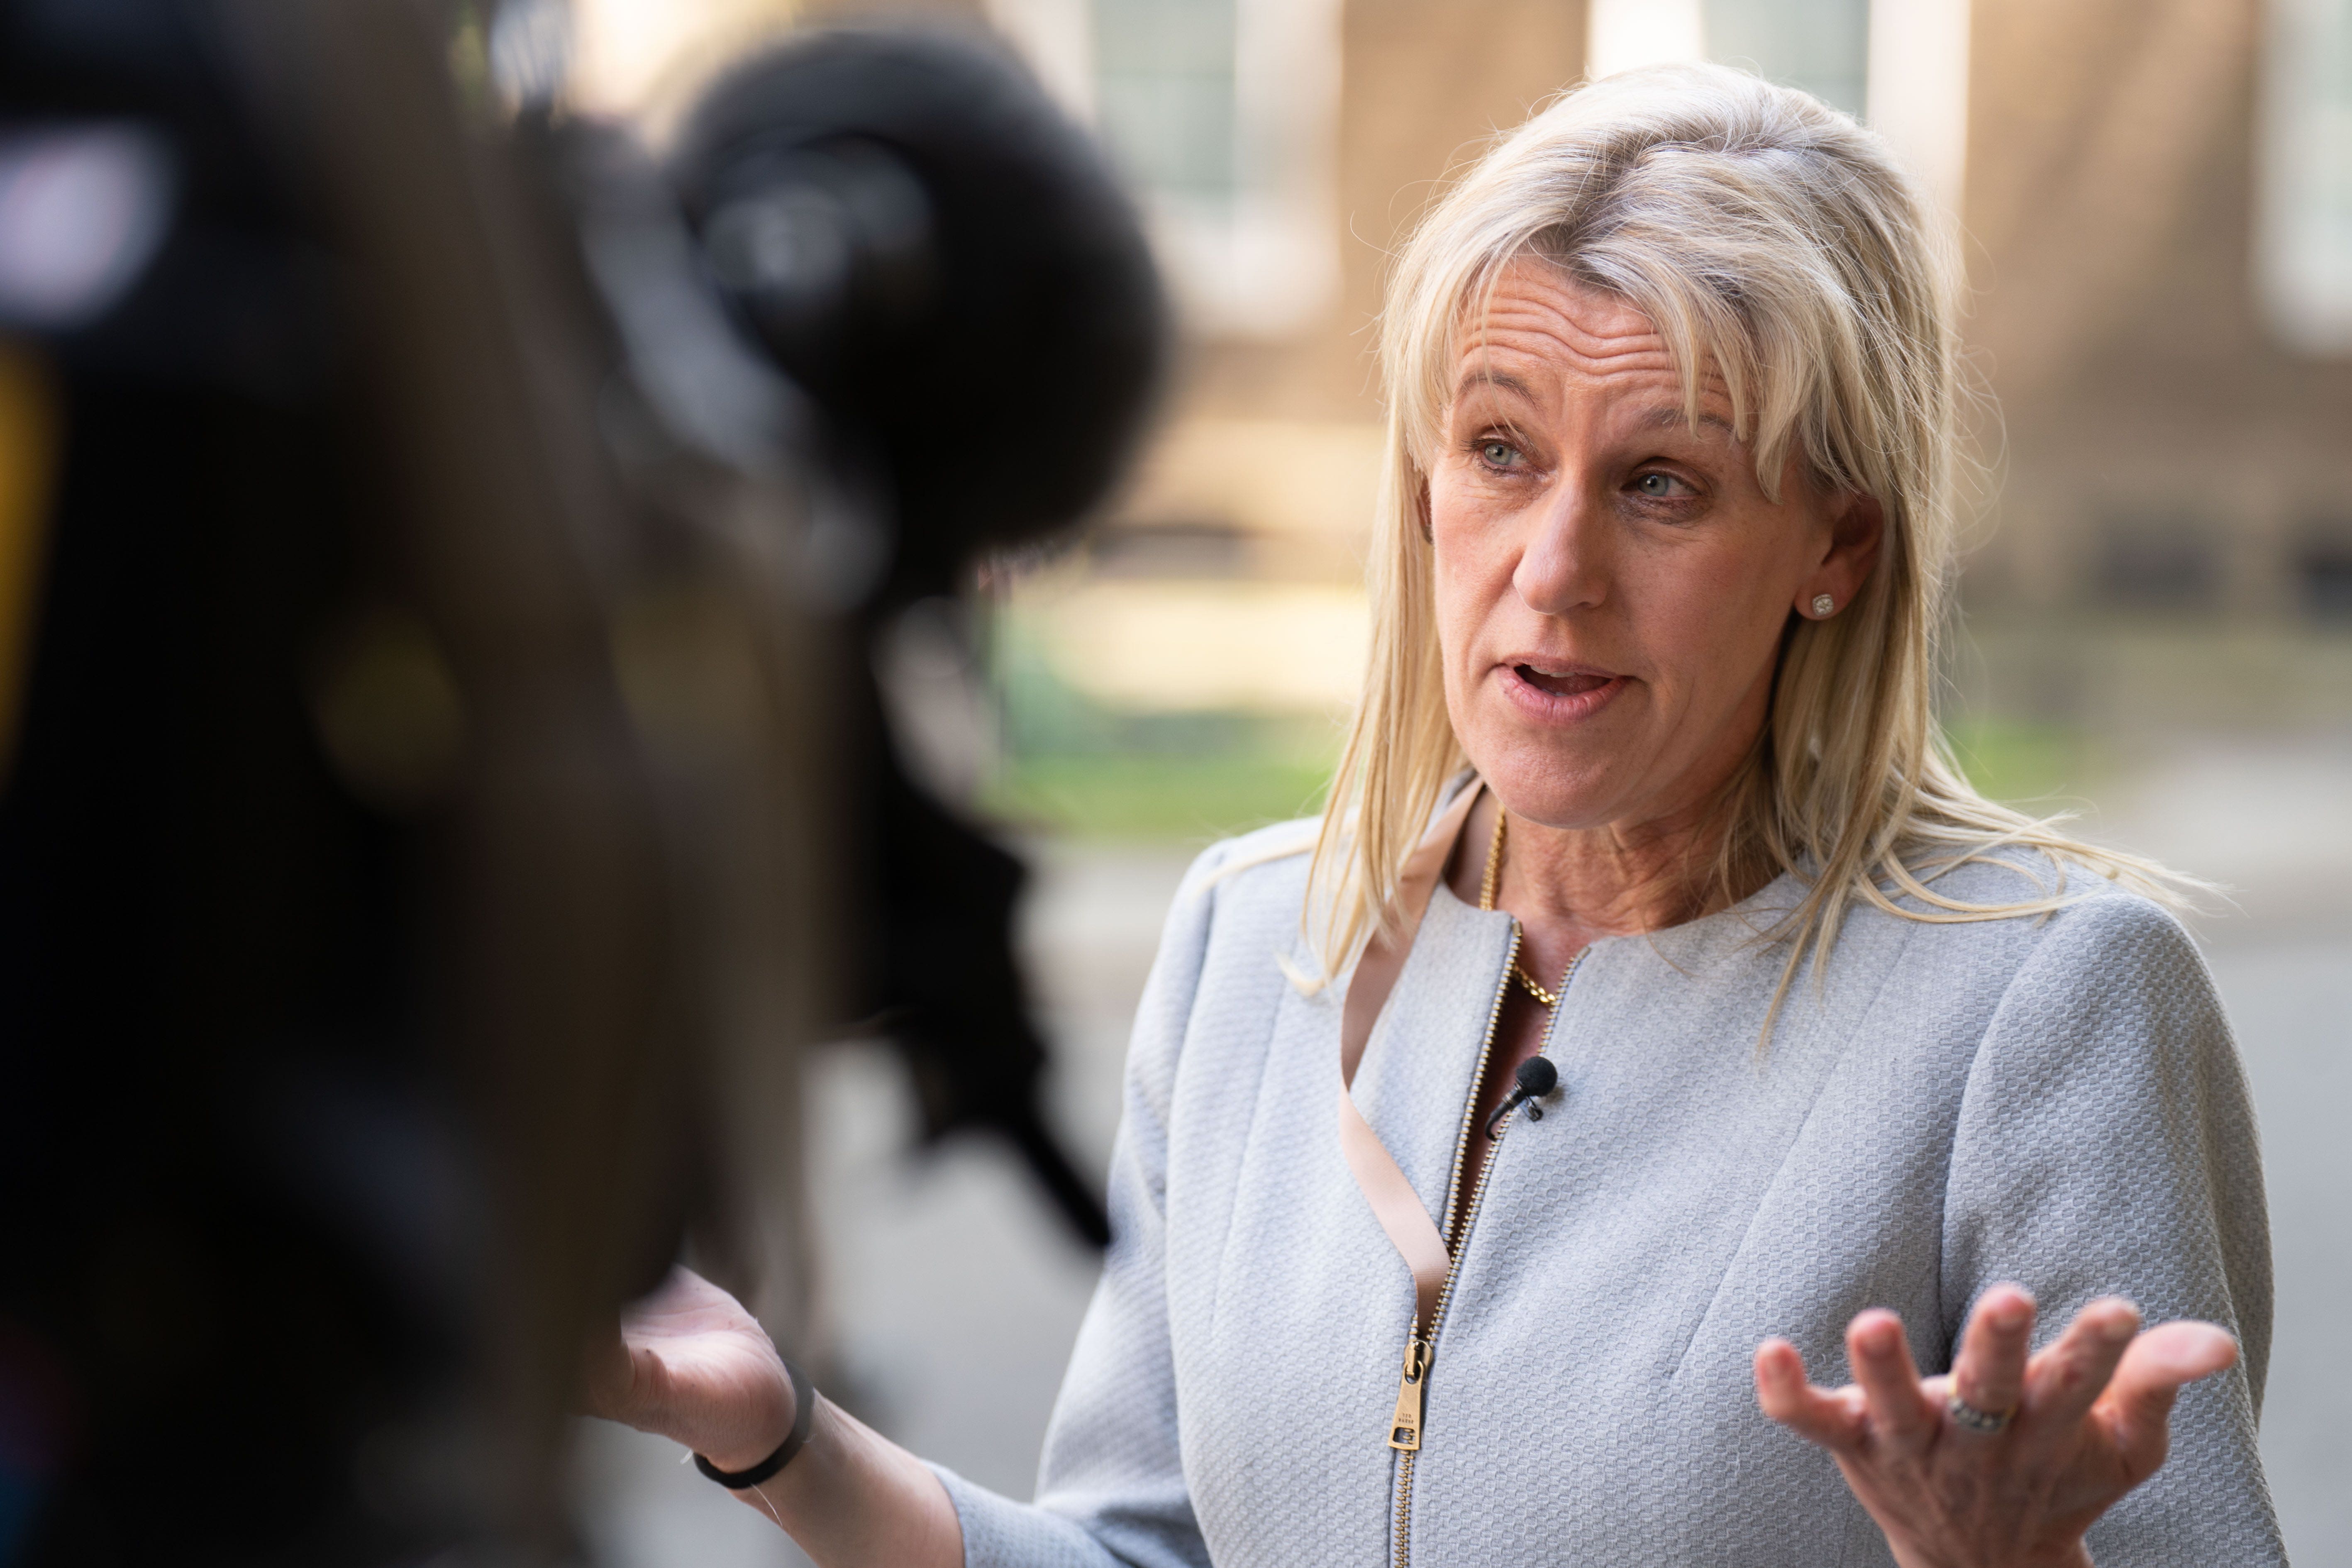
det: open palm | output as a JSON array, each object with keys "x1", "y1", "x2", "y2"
[
  {"x1": 584, "y1": 1267, "x2": 796, "y2": 1473},
  {"x1": 1756, "y1": 1284, "x2": 2238, "y2": 1568}
]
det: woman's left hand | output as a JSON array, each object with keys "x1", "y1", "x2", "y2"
[{"x1": 1753, "y1": 1284, "x2": 2239, "y2": 1568}]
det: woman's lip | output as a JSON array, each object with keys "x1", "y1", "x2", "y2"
[{"x1": 1500, "y1": 661, "x2": 1628, "y2": 722}]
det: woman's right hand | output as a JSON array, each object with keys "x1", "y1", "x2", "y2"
[
  {"x1": 584, "y1": 1266, "x2": 965, "y2": 1568},
  {"x1": 583, "y1": 1267, "x2": 797, "y2": 1474}
]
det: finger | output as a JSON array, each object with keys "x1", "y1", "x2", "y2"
[
  {"x1": 2022, "y1": 1296, "x2": 2141, "y2": 1432},
  {"x1": 1846, "y1": 1309, "x2": 1939, "y2": 1449},
  {"x1": 657, "y1": 1264, "x2": 719, "y2": 1304},
  {"x1": 1950, "y1": 1284, "x2": 2035, "y2": 1429},
  {"x1": 2100, "y1": 1321, "x2": 2238, "y2": 1484},
  {"x1": 621, "y1": 1265, "x2": 705, "y2": 1323},
  {"x1": 1754, "y1": 1338, "x2": 1865, "y2": 1451},
  {"x1": 579, "y1": 1322, "x2": 641, "y2": 1419}
]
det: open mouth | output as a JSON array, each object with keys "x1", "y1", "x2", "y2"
[
  {"x1": 1504, "y1": 661, "x2": 1627, "y2": 719},
  {"x1": 1514, "y1": 663, "x2": 1615, "y2": 698}
]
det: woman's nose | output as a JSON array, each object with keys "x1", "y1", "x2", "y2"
[{"x1": 1513, "y1": 480, "x2": 1610, "y2": 616}]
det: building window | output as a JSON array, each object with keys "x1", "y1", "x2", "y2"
[
  {"x1": 1586, "y1": 0, "x2": 1969, "y2": 216},
  {"x1": 2095, "y1": 512, "x2": 2222, "y2": 611},
  {"x1": 1588, "y1": 0, "x2": 1866, "y2": 110},
  {"x1": 2258, "y1": 0, "x2": 2352, "y2": 353},
  {"x1": 988, "y1": 0, "x2": 1340, "y2": 339},
  {"x1": 1700, "y1": 0, "x2": 1870, "y2": 116},
  {"x1": 1093, "y1": 0, "x2": 1238, "y2": 211}
]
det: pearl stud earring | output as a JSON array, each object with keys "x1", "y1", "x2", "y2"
[{"x1": 1811, "y1": 594, "x2": 1835, "y2": 616}]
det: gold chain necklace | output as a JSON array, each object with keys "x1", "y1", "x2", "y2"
[{"x1": 1477, "y1": 805, "x2": 1566, "y2": 1008}]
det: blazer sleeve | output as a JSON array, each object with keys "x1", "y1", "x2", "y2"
[
  {"x1": 928, "y1": 841, "x2": 1229, "y2": 1568},
  {"x1": 1940, "y1": 889, "x2": 2285, "y2": 1566}
]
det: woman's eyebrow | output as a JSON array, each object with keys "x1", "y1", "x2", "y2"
[
  {"x1": 1636, "y1": 404, "x2": 1738, "y2": 441},
  {"x1": 1454, "y1": 367, "x2": 1537, "y2": 402}
]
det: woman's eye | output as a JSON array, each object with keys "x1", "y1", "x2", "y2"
[
  {"x1": 1479, "y1": 440, "x2": 1521, "y2": 468},
  {"x1": 1632, "y1": 471, "x2": 1688, "y2": 498}
]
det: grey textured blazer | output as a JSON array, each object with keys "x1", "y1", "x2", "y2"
[{"x1": 932, "y1": 821, "x2": 2284, "y2": 1566}]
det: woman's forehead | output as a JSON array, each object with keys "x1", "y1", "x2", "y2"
[
  {"x1": 1450, "y1": 261, "x2": 1735, "y2": 422},
  {"x1": 1463, "y1": 260, "x2": 1655, "y2": 353}
]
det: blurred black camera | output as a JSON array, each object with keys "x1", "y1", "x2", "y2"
[{"x1": 0, "y1": 2, "x2": 1162, "y2": 1561}]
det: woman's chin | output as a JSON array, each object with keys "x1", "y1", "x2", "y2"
[
  {"x1": 1465, "y1": 677, "x2": 1647, "y2": 799},
  {"x1": 1465, "y1": 739, "x2": 1640, "y2": 831}
]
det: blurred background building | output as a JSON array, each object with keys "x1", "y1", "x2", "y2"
[{"x1": 559, "y1": 0, "x2": 2351, "y2": 1563}]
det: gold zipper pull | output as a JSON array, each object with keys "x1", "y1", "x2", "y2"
[{"x1": 1388, "y1": 1335, "x2": 1429, "y2": 1451}]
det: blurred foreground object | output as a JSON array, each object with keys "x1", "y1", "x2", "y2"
[{"x1": 0, "y1": 2, "x2": 1160, "y2": 1563}]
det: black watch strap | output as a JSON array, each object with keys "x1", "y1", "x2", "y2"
[{"x1": 693, "y1": 1358, "x2": 817, "y2": 1490}]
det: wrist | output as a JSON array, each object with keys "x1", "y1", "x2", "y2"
[
  {"x1": 1890, "y1": 1538, "x2": 2092, "y2": 1568},
  {"x1": 696, "y1": 1360, "x2": 812, "y2": 1483},
  {"x1": 704, "y1": 1426, "x2": 789, "y2": 1476}
]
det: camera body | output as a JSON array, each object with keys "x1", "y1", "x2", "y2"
[{"x1": 0, "y1": 4, "x2": 1161, "y2": 1559}]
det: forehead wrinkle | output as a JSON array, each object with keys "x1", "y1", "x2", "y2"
[
  {"x1": 1459, "y1": 309, "x2": 1686, "y2": 395},
  {"x1": 1472, "y1": 263, "x2": 1662, "y2": 349},
  {"x1": 1467, "y1": 306, "x2": 1671, "y2": 366},
  {"x1": 1451, "y1": 264, "x2": 1742, "y2": 433},
  {"x1": 1450, "y1": 334, "x2": 1707, "y2": 422},
  {"x1": 1455, "y1": 331, "x2": 1684, "y2": 398}
]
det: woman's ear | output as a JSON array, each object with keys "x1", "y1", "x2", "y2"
[{"x1": 1796, "y1": 492, "x2": 1883, "y2": 619}]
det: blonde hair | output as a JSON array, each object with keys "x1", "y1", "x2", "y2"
[{"x1": 1307, "y1": 62, "x2": 2185, "y2": 1000}]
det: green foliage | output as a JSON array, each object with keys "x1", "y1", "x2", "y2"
[
  {"x1": 987, "y1": 614, "x2": 2099, "y2": 839},
  {"x1": 985, "y1": 752, "x2": 1334, "y2": 843},
  {"x1": 985, "y1": 608, "x2": 1339, "y2": 841},
  {"x1": 1942, "y1": 718, "x2": 2096, "y2": 808}
]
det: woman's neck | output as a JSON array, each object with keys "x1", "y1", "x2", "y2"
[{"x1": 1446, "y1": 784, "x2": 1753, "y2": 965}]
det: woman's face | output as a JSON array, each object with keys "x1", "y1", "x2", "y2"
[{"x1": 1428, "y1": 260, "x2": 1879, "y2": 836}]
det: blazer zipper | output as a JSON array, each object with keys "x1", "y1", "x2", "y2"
[{"x1": 1386, "y1": 929, "x2": 1583, "y2": 1568}]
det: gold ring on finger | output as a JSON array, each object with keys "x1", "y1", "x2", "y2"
[{"x1": 1947, "y1": 1393, "x2": 2015, "y2": 1434}]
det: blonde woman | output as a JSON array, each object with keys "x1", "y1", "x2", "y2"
[{"x1": 587, "y1": 64, "x2": 2281, "y2": 1568}]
